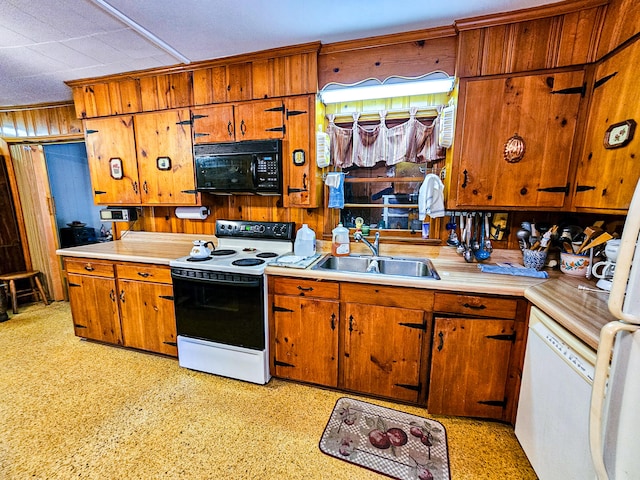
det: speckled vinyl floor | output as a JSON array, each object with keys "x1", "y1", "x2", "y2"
[{"x1": 0, "y1": 302, "x2": 536, "y2": 480}]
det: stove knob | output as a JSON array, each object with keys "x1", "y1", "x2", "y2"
[{"x1": 256, "y1": 224, "x2": 265, "y2": 233}]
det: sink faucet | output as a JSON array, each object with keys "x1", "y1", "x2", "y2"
[{"x1": 354, "y1": 231, "x2": 380, "y2": 257}]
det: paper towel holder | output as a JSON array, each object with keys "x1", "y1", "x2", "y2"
[{"x1": 174, "y1": 206, "x2": 210, "y2": 220}]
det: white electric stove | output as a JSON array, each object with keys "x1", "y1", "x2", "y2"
[{"x1": 169, "y1": 219, "x2": 295, "y2": 384}]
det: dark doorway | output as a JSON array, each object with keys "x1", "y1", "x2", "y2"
[{"x1": 0, "y1": 155, "x2": 26, "y2": 275}]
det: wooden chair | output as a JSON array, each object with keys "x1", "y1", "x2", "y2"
[{"x1": 0, "y1": 271, "x2": 49, "y2": 314}]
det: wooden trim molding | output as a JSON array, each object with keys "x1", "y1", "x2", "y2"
[
  {"x1": 319, "y1": 26, "x2": 457, "y2": 54},
  {"x1": 65, "y1": 41, "x2": 322, "y2": 87},
  {"x1": 455, "y1": 0, "x2": 609, "y2": 31}
]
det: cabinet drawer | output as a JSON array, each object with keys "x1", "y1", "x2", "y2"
[
  {"x1": 271, "y1": 277, "x2": 339, "y2": 299},
  {"x1": 65, "y1": 258, "x2": 115, "y2": 278},
  {"x1": 434, "y1": 293, "x2": 517, "y2": 319},
  {"x1": 341, "y1": 283, "x2": 434, "y2": 310},
  {"x1": 116, "y1": 263, "x2": 172, "y2": 284}
]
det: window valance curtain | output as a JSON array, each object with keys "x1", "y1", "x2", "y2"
[{"x1": 327, "y1": 107, "x2": 445, "y2": 169}]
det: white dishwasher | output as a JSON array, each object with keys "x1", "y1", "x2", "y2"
[{"x1": 515, "y1": 306, "x2": 597, "y2": 480}]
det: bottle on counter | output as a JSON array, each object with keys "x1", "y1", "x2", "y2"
[
  {"x1": 294, "y1": 224, "x2": 316, "y2": 258},
  {"x1": 332, "y1": 223, "x2": 350, "y2": 257}
]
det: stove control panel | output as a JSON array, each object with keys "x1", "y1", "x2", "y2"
[{"x1": 215, "y1": 219, "x2": 295, "y2": 240}]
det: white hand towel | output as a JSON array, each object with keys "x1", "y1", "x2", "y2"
[{"x1": 418, "y1": 173, "x2": 445, "y2": 220}]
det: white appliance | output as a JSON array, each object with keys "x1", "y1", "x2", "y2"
[
  {"x1": 169, "y1": 220, "x2": 295, "y2": 384},
  {"x1": 515, "y1": 306, "x2": 597, "y2": 479},
  {"x1": 590, "y1": 178, "x2": 640, "y2": 479}
]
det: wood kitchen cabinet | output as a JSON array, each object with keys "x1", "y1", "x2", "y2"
[
  {"x1": 134, "y1": 108, "x2": 198, "y2": 205},
  {"x1": 270, "y1": 278, "x2": 339, "y2": 387},
  {"x1": 269, "y1": 277, "x2": 433, "y2": 404},
  {"x1": 192, "y1": 99, "x2": 285, "y2": 144},
  {"x1": 448, "y1": 70, "x2": 585, "y2": 209},
  {"x1": 64, "y1": 258, "x2": 177, "y2": 357},
  {"x1": 84, "y1": 110, "x2": 198, "y2": 206},
  {"x1": 65, "y1": 258, "x2": 122, "y2": 344},
  {"x1": 116, "y1": 263, "x2": 177, "y2": 356},
  {"x1": 282, "y1": 95, "x2": 321, "y2": 208},
  {"x1": 429, "y1": 293, "x2": 527, "y2": 422},
  {"x1": 573, "y1": 37, "x2": 640, "y2": 212},
  {"x1": 84, "y1": 115, "x2": 139, "y2": 205}
]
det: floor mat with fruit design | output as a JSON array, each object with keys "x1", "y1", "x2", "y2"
[{"x1": 319, "y1": 397, "x2": 450, "y2": 480}]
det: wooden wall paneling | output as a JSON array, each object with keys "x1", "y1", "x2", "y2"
[
  {"x1": 482, "y1": 25, "x2": 512, "y2": 75},
  {"x1": 226, "y1": 63, "x2": 253, "y2": 102},
  {"x1": 108, "y1": 79, "x2": 141, "y2": 115},
  {"x1": 252, "y1": 58, "x2": 275, "y2": 99},
  {"x1": 455, "y1": 30, "x2": 484, "y2": 77},
  {"x1": 0, "y1": 104, "x2": 82, "y2": 138},
  {"x1": 83, "y1": 83, "x2": 113, "y2": 118},
  {"x1": 318, "y1": 32, "x2": 456, "y2": 89},
  {"x1": 140, "y1": 72, "x2": 193, "y2": 112},
  {"x1": 556, "y1": 8, "x2": 605, "y2": 66},
  {"x1": 510, "y1": 18, "x2": 556, "y2": 72},
  {"x1": 597, "y1": 0, "x2": 640, "y2": 57},
  {"x1": 0, "y1": 154, "x2": 27, "y2": 275},
  {"x1": 193, "y1": 66, "x2": 229, "y2": 105},
  {"x1": 71, "y1": 86, "x2": 87, "y2": 119}
]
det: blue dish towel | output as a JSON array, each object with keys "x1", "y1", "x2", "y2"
[
  {"x1": 478, "y1": 264, "x2": 549, "y2": 279},
  {"x1": 326, "y1": 172, "x2": 345, "y2": 209}
]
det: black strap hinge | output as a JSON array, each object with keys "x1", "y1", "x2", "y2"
[
  {"x1": 74, "y1": 324, "x2": 87, "y2": 329},
  {"x1": 274, "y1": 359, "x2": 295, "y2": 368},
  {"x1": 194, "y1": 133, "x2": 210, "y2": 138},
  {"x1": 287, "y1": 187, "x2": 307, "y2": 194},
  {"x1": 551, "y1": 83, "x2": 586, "y2": 97},
  {"x1": 265, "y1": 105, "x2": 285, "y2": 113},
  {"x1": 68, "y1": 282, "x2": 81, "y2": 287},
  {"x1": 478, "y1": 399, "x2": 507, "y2": 407},
  {"x1": 191, "y1": 114, "x2": 208, "y2": 120},
  {"x1": 594, "y1": 72, "x2": 617, "y2": 90},
  {"x1": 180, "y1": 189, "x2": 198, "y2": 194},
  {"x1": 163, "y1": 341, "x2": 177, "y2": 347},
  {"x1": 85, "y1": 129, "x2": 99, "y2": 135},
  {"x1": 399, "y1": 322, "x2": 427, "y2": 331},
  {"x1": 266, "y1": 126, "x2": 285, "y2": 134},
  {"x1": 486, "y1": 333, "x2": 516, "y2": 342},
  {"x1": 576, "y1": 185, "x2": 596, "y2": 192},
  {"x1": 273, "y1": 305, "x2": 294, "y2": 313},
  {"x1": 158, "y1": 295, "x2": 174, "y2": 301},
  {"x1": 537, "y1": 183, "x2": 569, "y2": 194},
  {"x1": 395, "y1": 383, "x2": 421, "y2": 392},
  {"x1": 94, "y1": 190, "x2": 106, "y2": 195},
  {"x1": 176, "y1": 119, "x2": 193, "y2": 126},
  {"x1": 286, "y1": 109, "x2": 308, "y2": 119}
]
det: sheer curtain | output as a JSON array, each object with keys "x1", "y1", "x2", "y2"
[{"x1": 327, "y1": 107, "x2": 444, "y2": 168}]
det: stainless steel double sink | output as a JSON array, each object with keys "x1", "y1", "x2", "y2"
[{"x1": 312, "y1": 254, "x2": 440, "y2": 280}]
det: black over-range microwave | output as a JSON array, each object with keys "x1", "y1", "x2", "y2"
[{"x1": 194, "y1": 140, "x2": 282, "y2": 195}]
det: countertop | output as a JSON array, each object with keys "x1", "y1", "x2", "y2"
[{"x1": 56, "y1": 232, "x2": 614, "y2": 350}]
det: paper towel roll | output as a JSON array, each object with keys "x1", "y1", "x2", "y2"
[{"x1": 175, "y1": 206, "x2": 209, "y2": 220}]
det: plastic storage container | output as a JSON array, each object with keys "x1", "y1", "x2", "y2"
[
  {"x1": 331, "y1": 223, "x2": 350, "y2": 256},
  {"x1": 294, "y1": 224, "x2": 316, "y2": 257}
]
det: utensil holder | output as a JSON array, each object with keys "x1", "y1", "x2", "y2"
[{"x1": 523, "y1": 249, "x2": 547, "y2": 271}]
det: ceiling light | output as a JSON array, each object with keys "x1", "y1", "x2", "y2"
[{"x1": 319, "y1": 73, "x2": 454, "y2": 104}]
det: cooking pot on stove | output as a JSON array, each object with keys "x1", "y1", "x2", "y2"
[{"x1": 190, "y1": 240, "x2": 215, "y2": 259}]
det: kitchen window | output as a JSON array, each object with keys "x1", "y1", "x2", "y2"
[{"x1": 324, "y1": 102, "x2": 446, "y2": 239}]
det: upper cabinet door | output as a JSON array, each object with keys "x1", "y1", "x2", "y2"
[
  {"x1": 450, "y1": 70, "x2": 584, "y2": 209},
  {"x1": 192, "y1": 104, "x2": 236, "y2": 144},
  {"x1": 134, "y1": 109, "x2": 198, "y2": 205},
  {"x1": 84, "y1": 116, "x2": 140, "y2": 205},
  {"x1": 234, "y1": 99, "x2": 285, "y2": 141},
  {"x1": 573, "y1": 40, "x2": 640, "y2": 212}
]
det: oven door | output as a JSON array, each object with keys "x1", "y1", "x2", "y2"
[{"x1": 172, "y1": 271, "x2": 265, "y2": 350}]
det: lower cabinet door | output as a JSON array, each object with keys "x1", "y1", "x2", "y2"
[
  {"x1": 428, "y1": 317, "x2": 515, "y2": 419},
  {"x1": 272, "y1": 295, "x2": 339, "y2": 387},
  {"x1": 67, "y1": 273, "x2": 122, "y2": 344},
  {"x1": 342, "y1": 303, "x2": 425, "y2": 403},
  {"x1": 118, "y1": 279, "x2": 177, "y2": 356}
]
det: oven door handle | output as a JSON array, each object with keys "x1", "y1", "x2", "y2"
[
  {"x1": 251, "y1": 155, "x2": 258, "y2": 188},
  {"x1": 172, "y1": 273, "x2": 261, "y2": 288}
]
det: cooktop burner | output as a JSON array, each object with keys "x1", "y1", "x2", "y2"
[
  {"x1": 186, "y1": 256, "x2": 212, "y2": 262},
  {"x1": 210, "y1": 249, "x2": 237, "y2": 256},
  {"x1": 232, "y1": 258, "x2": 265, "y2": 267},
  {"x1": 256, "y1": 252, "x2": 279, "y2": 258}
]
